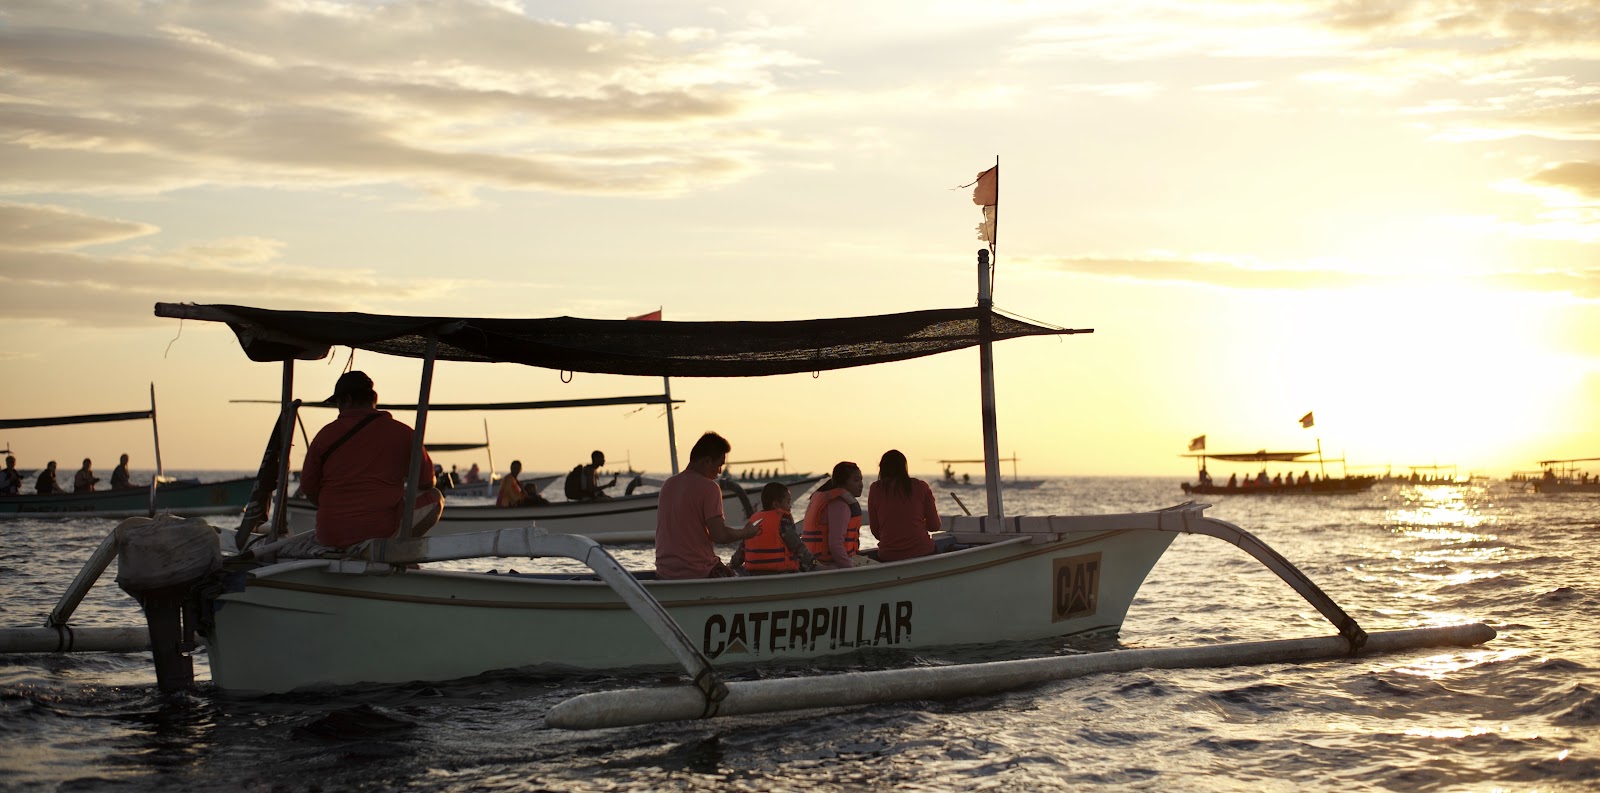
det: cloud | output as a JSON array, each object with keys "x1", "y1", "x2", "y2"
[
  {"x1": 1530, "y1": 161, "x2": 1600, "y2": 201},
  {"x1": 0, "y1": 204, "x2": 482, "y2": 328},
  {"x1": 1033, "y1": 254, "x2": 1378, "y2": 290},
  {"x1": 0, "y1": 0, "x2": 806, "y2": 199},
  {"x1": 0, "y1": 202, "x2": 157, "y2": 249},
  {"x1": 1030, "y1": 252, "x2": 1600, "y2": 299}
]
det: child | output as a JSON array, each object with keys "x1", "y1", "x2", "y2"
[{"x1": 730, "y1": 482, "x2": 815, "y2": 575}]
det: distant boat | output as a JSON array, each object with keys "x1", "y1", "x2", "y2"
[
  {"x1": 1530, "y1": 457, "x2": 1600, "y2": 493},
  {"x1": 0, "y1": 386, "x2": 253, "y2": 518},
  {"x1": 1179, "y1": 449, "x2": 1376, "y2": 496},
  {"x1": 1, "y1": 477, "x2": 257, "y2": 518},
  {"x1": 936, "y1": 455, "x2": 1046, "y2": 490},
  {"x1": 1383, "y1": 464, "x2": 1468, "y2": 486},
  {"x1": 725, "y1": 447, "x2": 813, "y2": 488}
]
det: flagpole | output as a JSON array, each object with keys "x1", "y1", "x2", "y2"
[
  {"x1": 977, "y1": 249, "x2": 1004, "y2": 520},
  {"x1": 988, "y1": 155, "x2": 999, "y2": 291}
]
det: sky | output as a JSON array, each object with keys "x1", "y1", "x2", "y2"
[{"x1": 2, "y1": 0, "x2": 1599, "y2": 480}]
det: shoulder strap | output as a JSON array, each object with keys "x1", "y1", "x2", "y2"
[{"x1": 320, "y1": 413, "x2": 383, "y2": 466}]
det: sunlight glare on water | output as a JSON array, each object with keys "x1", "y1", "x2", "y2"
[{"x1": 2, "y1": 476, "x2": 1598, "y2": 792}]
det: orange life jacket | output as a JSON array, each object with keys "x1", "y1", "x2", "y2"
[
  {"x1": 741, "y1": 508, "x2": 801, "y2": 573},
  {"x1": 801, "y1": 488, "x2": 861, "y2": 563}
]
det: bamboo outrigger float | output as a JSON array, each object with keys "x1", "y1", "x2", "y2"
[{"x1": 0, "y1": 252, "x2": 1494, "y2": 729}]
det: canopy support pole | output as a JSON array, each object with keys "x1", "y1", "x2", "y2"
[
  {"x1": 268, "y1": 361, "x2": 297, "y2": 541},
  {"x1": 148, "y1": 383, "x2": 163, "y2": 517},
  {"x1": 1317, "y1": 438, "x2": 1326, "y2": 479},
  {"x1": 400, "y1": 332, "x2": 440, "y2": 539},
  {"x1": 663, "y1": 377, "x2": 680, "y2": 475},
  {"x1": 977, "y1": 250, "x2": 1004, "y2": 519},
  {"x1": 484, "y1": 419, "x2": 495, "y2": 484}
]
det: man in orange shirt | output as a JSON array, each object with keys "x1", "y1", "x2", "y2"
[
  {"x1": 300, "y1": 371, "x2": 443, "y2": 548},
  {"x1": 654, "y1": 432, "x2": 762, "y2": 580}
]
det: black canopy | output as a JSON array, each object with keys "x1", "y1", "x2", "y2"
[{"x1": 154, "y1": 303, "x2": 1090, "y2": 377}]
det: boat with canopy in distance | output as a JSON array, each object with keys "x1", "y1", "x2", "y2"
[
  {"x1": 937, "y1": 454, "x2": 1045, "y2": 490},
  {"x1": 0, "y1": 387, "x2": 255, "y2": 519},
  {"x1": 1531, "y1": 458, "x2": 1600, "y2": 493},
  {"x1": 1, "y1": 251, "x2": 1493, "y2": 731},
  {"x1": 1179, "y1": 449, "x2": 1377, "y2": 496}
]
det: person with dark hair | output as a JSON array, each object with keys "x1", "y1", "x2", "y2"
[
  {"x1": 565, "y1": 450, "x2": 616, "y2": 501},
  {"x1": 300, "y1": 371, "x2": 444, "y2": 548},
  {"x1": 497, "y1": 460, "x2": 549, "y2": 507},
  {"x1": 73, "y1": 458, "x2": 99, "y2": 493},
  {"x1": 36, "y1": 460, "x2": 65, "y2": 495},
  {"x1": 802, "y1": 460, "x2": 867, "y2": 569},
  {"x1": 730, "y1": 482, "x2": 815, "y2": 575},
  {"x1": 111, "y1": 453, "x2": 134, "y2": 490},
  {"x1": 0, "y1": 455, "x2": 22, "y2": 496},
  {"x1": 654, "y1": 431, "x2": 762, "y2": 580},
  {"x1": 867, "y1": 449, "x2": 940, "y2": 562}
]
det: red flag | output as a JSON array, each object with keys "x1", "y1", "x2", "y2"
[
  {"x1": 969, "y1": 165, "x2": 997, "y2": 242},
  {"x1": 1189, "y1": 435, "x2": 1206, "y2": 452},
  {"x1": 627, "y1": 309, "x2": 662, "y2": 321},
  {"x1": 1299, "y1": 412, "x2": 1314, "y2": 428},
  {"x1": 972, "y1": 165, "x2": 997, "y2": 207}
]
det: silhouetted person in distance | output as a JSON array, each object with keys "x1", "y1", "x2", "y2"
[
  {"x1": 566, "y1": 450, "x2": 616, "y2": 501},
  {"x1": 111, "y1": 453, "x2": 133, "y2": 490},
  {"x1": 0, "y1": 455, "x2": 21, "y2": 496},
  {"x1": 73, "y1": 458, "x2": 99, "y2": 493},
  {"x1": 498, "y1": 460, "x2": 549, "y2": 507},
  {"x1": 37, "y1": 461, "x2": 65, "y2": 494},
  {"x1": 1227, "y1": 473, "x2": 1237, "y2": 489}
]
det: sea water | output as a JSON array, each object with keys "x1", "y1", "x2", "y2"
[{"x1": 1, "y1": 477, "x2": 1596, "y2": 791}]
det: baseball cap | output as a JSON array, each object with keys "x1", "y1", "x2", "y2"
[{"x1": 326, "y1": 371, "x2": 375, "y2": 403}]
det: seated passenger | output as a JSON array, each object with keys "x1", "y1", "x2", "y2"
[
  {"x1": 0, "y1": 455, "x2": 22, "y2": 496},
  {"x1": 111, "y1": 454, "x2": 134, "y2": 490},
  {"x1": 564, "y1": 450, "x2": 617, "y2": 501},
  {"x1": 731, "y1": 482, "x2": 814, "y2": 575},
  {"x1": 73, "y1": 458, "x2": 99, "y2": 493},
  {"x1": 37, "y1": 461, "x2": 66, "y2": 494},
  {"x1": 497, "y1": 460, "x2": 550, "y2": 507},
  {"x1": 300, "y1": 371, "x2": 444, "y2": 548},
  {"x1": 867, "y1": 449, "x2": 940, "y2": 562},
  {"x1": 802, "y1": 461, "x2": 870, "y2": 569},
  {"x1": 654, "y1": 431, "x2": 763, "y2": 580}
]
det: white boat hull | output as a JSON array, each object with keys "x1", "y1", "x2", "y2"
[
  {"x1": 204, "y1": 523, "x2": 1176, "y2": 694},
  {"x1": 284, "y1": 477, "x2": 821, "y2": 544}
]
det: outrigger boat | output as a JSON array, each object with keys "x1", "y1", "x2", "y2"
[
  {"x1": 3, "y1": 253, "x2": 1492, "y2": 729},
  {"x1": 938, "y1": 455, "x2": 1045, "y2": 490},
  {"x1": 1530, "y1": 458, "x2": 1600, "y2": 493},
  {"x1": 0, "y1": 387, "x2": 255, "y2": 518},
  {"x1": 725, "y1": 447, "x2": 814, "y2": 488},
  {"x1": 1180, "y1": 450, "x2": 1377, "y2": 495}
]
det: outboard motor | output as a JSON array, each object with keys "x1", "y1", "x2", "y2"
[{"x1": 115, "y1": 515, "x2": 222, "y2": 692}]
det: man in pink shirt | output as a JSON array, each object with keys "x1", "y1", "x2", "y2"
[{"x1": 654, "y1": 432, "x2": 762, "y2": 580}]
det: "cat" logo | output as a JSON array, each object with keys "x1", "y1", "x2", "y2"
[{"x1": 1052, "y1": 552, "x2": 1101, "y2": 622}]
